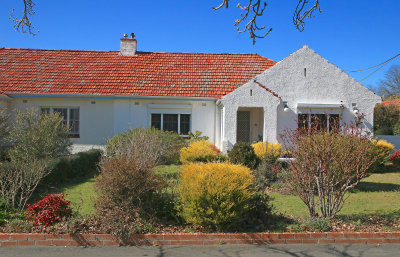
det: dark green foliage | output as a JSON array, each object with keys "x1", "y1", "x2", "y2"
[
  {"x1": 41, "y1": 149, "x2": 102, "y2": 185},
  {"x1": 238, "y1": 192, "x2": 273, "y2": 232},
  {"x1": 393, "y1": 123, "x2": 400, "y2": 135},
  {"x1": 375, "y1": 127, "x2": 394, "y2": 135},
  {"x1": 374, "y1": 104, "x2": 400, "y2": 134},
  {"x1": 228, "y1": 142, "x2": 259, "y2": 170},
  {"x1": 253, "y1": 156, "x2": 280, "y2": 191}
]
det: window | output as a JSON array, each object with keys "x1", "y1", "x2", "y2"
[
  {"x1": 150, "y1": 113, "x2": 191, "y2": 135},
  {"x1": 298, "y1": 113, "x2": 340, "y2": 132},
  {"x1": 40, "y1": 107, "x2": 80, "y2": 137}
]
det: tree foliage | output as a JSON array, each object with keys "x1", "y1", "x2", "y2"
[{"x1": 373, "y1": 103, "x2": 400, "y2": 135}]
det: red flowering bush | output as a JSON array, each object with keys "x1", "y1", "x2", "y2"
[
  {"x1": 389, "y1": 150, "x2": 400, "y2": 167},
  {"x1": 26, "y1": 194, "x2": 72, "y2": 226}
]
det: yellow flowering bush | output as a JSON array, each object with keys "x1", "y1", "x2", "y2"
[
  {"x1": 369, "y1": 139, "x2": 394, "y2": 171},
  {"x1": 252, "y1": 142, "x2": 282, "y2": 160},
  {"x1": 179, "y1": 162, "x2": 254, "y2": 230},
  {"x1": 179, "y1": 140, "x2": 219, "y2": 164}
]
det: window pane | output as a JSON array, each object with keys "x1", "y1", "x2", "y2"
[
  {"x1": 180, "y1": 114, "x2": 190, "y2": 135},
  {"x1": 311, "y1": 114, "x2": 327, "y2": 131},
  {"x1": 69, "y1": 108, "x2": 79, "y2": 134},
  {"x1": 151, "y1": 114, "x2": 161, "y2": 130},
  {"x1": 53, "y1": 108, "x2": 68, "y2": 125},
  {"x1": 163, "y1": 114, "x2": 178, "y2": 132},
  {"x1": 40, "y1": 108, "x2": 50, "y2": 115},
  {"x1": 298, "y1": 114, "x2": 309, "y2": 130},
  {"x1": 329, "y1": 114, "x2": 340, "y2": 132}
]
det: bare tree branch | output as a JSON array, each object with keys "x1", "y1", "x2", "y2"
[
  {"x1": 293, "y1": 0, "x2": 322, "y2": 32},
  {"x1": 214, "y1": 0, "x2": 322, "y2": 44},
  {"x1": 10, "y1": 0, "x2": 38, "y2": 35}
]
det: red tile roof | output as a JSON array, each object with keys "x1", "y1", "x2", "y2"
[
  {"x1": 382, "y1": 99, "x2": 400, "y2": 108},
  {"x1": 0, "y1": 48, "x2": 276, "y2": 98}
]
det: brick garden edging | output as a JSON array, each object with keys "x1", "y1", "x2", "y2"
[{"x1": 1, "y1": 232, "x2": 400, "y2": 246}]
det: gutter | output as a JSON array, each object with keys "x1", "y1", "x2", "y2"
[{"x1": 4, "y1": 93, "x2": 220, "y2": 102}]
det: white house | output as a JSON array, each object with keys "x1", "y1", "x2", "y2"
[{"x1": 0, "y1": 36, "x2": 381, "y2": 153}]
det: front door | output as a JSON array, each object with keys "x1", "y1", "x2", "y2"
[{"x1": 237, "y1": 111, "x2": 250, "y2": 143}]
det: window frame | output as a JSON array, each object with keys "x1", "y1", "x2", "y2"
[
  {"x1": 297, "y1": 113, "x2": 341, "y2": 132},
  {"x1": 150, "y1": 113, "x2": 191, "y2": 136},
  {"x1": 40, "y1": 106, "x2": 80, "y2": 138}
]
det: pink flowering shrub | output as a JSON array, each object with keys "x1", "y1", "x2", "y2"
[{"x1": 25, "y1": 194, "x2": 72, "y2": 226}]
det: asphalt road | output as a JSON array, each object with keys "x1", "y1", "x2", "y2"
[{"x1": 1, "y1": 244, "x2": 400, "y2": 257}]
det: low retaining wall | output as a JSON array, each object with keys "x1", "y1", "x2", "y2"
[{"x1": 1, "y1": 232, "x2": 400, "y2": 246}]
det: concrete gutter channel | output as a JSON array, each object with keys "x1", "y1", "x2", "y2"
[{"x1": 0, "y1": 232, "x2": 399, "y2": 246}]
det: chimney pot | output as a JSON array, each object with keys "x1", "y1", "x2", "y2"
[{"x1": 120, "y1": 33, "x2": 137, "y2": 56}]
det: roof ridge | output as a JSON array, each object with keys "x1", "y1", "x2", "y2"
[{"x1": 0, "y1": 47, "x2": 273, "y2": 58}]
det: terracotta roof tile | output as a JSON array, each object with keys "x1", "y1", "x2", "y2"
[
  {"x1": 382, "y1": 99, "x2": 400, "y2": 108},
  {"x1": 0, "y1": 48, "x2": 276, "y2": 98}
]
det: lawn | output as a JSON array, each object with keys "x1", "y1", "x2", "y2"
[
  {"x1": 37, "y1": 173, "x2": 97, "y2": 216},
  {"x1": 271, "y1": 172, "x2": 400, "y2": 218},
  {"x1": 42, "y1": 164, "x2": 400, "y2": 221}
]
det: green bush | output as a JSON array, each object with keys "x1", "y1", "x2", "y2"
[
  {"x1": 228, "y1": 142, "x2": 259, "y2": 170},
  {"x1": 8, "y1": 109, "x2": 71, "y2": 162},
  {"x1": 368, "y1": 139, "x2": 394, "y2": 172},
  {"x1": 105, "y1": 127, "x2": 185, "y2": 165},
  {"x1": 41, "y1": 149, "x2": 102, "y2": 185},
  {"x1": 375, "y1": 127, "x2": 393, "y2": 135},
  {"x1": 179, "y1": 162, "x2": 254, "y2": 231},
  {"x1": 394, "y1": 123, "x2": 400, "y2": 135}
]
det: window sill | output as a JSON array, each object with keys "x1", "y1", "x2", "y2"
[{"x1": 69, "y1": 134, "x2": 80, "y2": 139}]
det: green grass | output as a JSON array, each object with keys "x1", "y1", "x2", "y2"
[
  {"x1": 37, "y1": 163, "x2": 400, "y2": 220},
  {"x1": 36, "y1": 173, "x2": 97, "y2": 216},
  {"x1": 37, "y1": 164, "x2": 181, "y2": 216},
  {"x1": 271, "y1": 172, "x2": 400, "y2": 219}
]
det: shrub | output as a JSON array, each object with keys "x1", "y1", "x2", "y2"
[
  {"x1": 394, "y1": 123, "x2": 400, "y2": 135},
  {"x1": 105, "y1": 127, "x2": 185, "y2": 165},
  {"x1": 8, "y1": 109, "x2": 71, "y2": 162},
  {"x1": 389, "y1": 150, "x2": 400, "y2": 167},
  {"x1": 187, "y1": 130, "x2": 209, "y2": 143},
  {"x1": 41, "y1": 149, "x2": 102, "y2": 185},
  {"x1": 179, "y1": 162, "x2": 254, "y2": 231},
  {"x1": 95, "y1": 156, "x2": 164, "y2": 237},
  {"x1": 281, "y1": 125, "x2": 377, "y2": 218},
  {"x1": 228, "y1": 142, "x2": 259, "y2": 170},
  {"x1": 374, "y1": 103, "x2": 400, "y2": 134},
  {"x1": 0, "y1": 160, "x2": 49, "y2": 210},
  {"x1": 26, "y1": 194, "x2": 72, "y2": 227},
  {"x1": 0, "y1": 108, "x2": 10, "y2": 160},
  {"x1": 180, "y1": 140, "x2": 219, "y2": 164},
  {"x1": 252, "y1": 142, "x2": 282, "y2": 160},
  {"x1": 253, "y1": 156, "x2": 283, "y2": 191},
  {"x1": 368, "y1": 139, "x2": 394, "y2": 171}
]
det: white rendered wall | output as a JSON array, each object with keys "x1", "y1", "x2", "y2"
[
  {"x1": 252, "y1": 45, "x2": 381, "y2": 144},
  {"x1": 9, "y1": 98, "x2": 114, "y2": 145},
  {"x1": 220, "y1": 82, "x2": 281, "y2": 152},
  {"x1": 9, "y1": 97, "x2": 218, "y2": 149},
  {"x1": 112, "y1": 99, "x2": 217, "y2": 144}
]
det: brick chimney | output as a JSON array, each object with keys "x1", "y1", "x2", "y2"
[{"x1": 120, "y1": 33, "x2": 137, "y2": 56}]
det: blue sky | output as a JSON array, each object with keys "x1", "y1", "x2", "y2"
[{"x1": 1, "y1": 0, "x2": 399, "y2": 89}]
